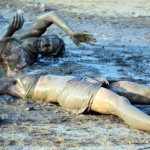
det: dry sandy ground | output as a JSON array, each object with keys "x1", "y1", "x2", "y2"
[{"x1": 0, "y1": 0, "x2": 150, "y2": 150}]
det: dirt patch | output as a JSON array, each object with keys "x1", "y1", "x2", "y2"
[{"x1": 0, "y1": 1, "x2": 150, "y2": 150}]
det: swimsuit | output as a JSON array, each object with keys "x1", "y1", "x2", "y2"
[{"x1": 57, "y1": 76, "x2": 102, "y2": 113}]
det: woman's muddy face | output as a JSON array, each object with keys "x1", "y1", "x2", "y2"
[
  {"x1": 2, "y1": 41, "x2": 26, "y2": 75},
  {"x1": 36, "y1": 35, "x2": 62, "y2": 57}
]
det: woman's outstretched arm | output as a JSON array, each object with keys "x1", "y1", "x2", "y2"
[{"x1": 27, "y1": 11, "x2": 96, "y2": 48}]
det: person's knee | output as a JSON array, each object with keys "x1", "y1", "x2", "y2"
[
  {"x1": 110, "y1": 96, "x2": 130, "y2": 113},
  {"x1": 118, "y1": 96, "x2": 130, "y2": 105}
]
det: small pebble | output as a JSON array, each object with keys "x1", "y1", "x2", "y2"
[{"x1": 26, "y1": 107, "x2": 34, "y2": 111}]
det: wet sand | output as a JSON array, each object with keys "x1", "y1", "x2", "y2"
[{"x1": 0, "y1": 1, "x2": 150, "y2": 150}]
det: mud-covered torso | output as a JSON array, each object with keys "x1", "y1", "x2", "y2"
[
  {"x1": 33, "y1": 75, "x2": 102, "y2": 113},
  {"x1": 32, "y1": 75, "x2": 73, "y2": 103},
  {"x1": 16, "y1": 74, "x2": 102, "y2": 113}
]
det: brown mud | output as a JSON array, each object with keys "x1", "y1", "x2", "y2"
[{"x1": 0, "y1": 1, "x2": 150, "y2": 150}]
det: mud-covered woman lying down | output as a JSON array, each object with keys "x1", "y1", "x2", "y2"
[
  {"x1": 0, "y1": 11, "x2": 96, "y2": 65},
  {"x1": 0, "y1": 37, "x2": 150, "y2": 131}
]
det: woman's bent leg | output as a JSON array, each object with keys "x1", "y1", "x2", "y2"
[
  {"x1": 107, "y1": 81, "x2": 150, "y2": 104},
  {"x1": 91, "y1": 88, "x2": 150, "y2": 131}
]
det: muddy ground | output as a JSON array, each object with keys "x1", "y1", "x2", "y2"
[{"x1": 0, "y1": 1, "x2": 150, "y2": 150}]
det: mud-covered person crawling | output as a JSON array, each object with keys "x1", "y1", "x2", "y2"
[
  {"x1": 0, "y1": 38, "x2": 150, "y2": 132},
  {"x1": 0, "y1": 11, "x2": 96, "y2": 65}
]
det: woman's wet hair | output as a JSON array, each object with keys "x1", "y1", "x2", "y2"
[
  {"x1": 0, "y1": 38, "x2": 27, "y2": 76},
  {"x1": 0, "y1": 38, "x2": 13, "y2": 63},
  {"x1": 0, "y1": 37, "x2": 22, "y2": 63}
]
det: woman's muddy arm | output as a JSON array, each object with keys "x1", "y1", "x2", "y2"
[
  {"x1": 33, "y1": 11, "x2": 96, "y2": 48},
  {"x1": 33, "y1": 11, "x2": 74, "y2": 35}
]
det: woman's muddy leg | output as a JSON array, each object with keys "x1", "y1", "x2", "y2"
[
  {"x1": 107, "y1": 81, "x2": 150, "y2": 104},
  {"x1": 91, "y1": 88, "x2": 150, "y2": 131}
]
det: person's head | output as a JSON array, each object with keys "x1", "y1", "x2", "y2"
[
  {"x1": 22, "y1": 34, "x2": 65, "y2": 58},
  {"x1": 40, "y1": 34, "x2": 65, "y2": 58},
  {"x1": 0, "y1": 37, "x2": 27, "y2": 76}
]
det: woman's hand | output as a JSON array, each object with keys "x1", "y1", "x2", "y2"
[
  {"x1": 7, "y1": 14, "x2": 25, "y2": 36},
  {"x1": 70, "y1": 32, "x2": 96, "y2": 49}
]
